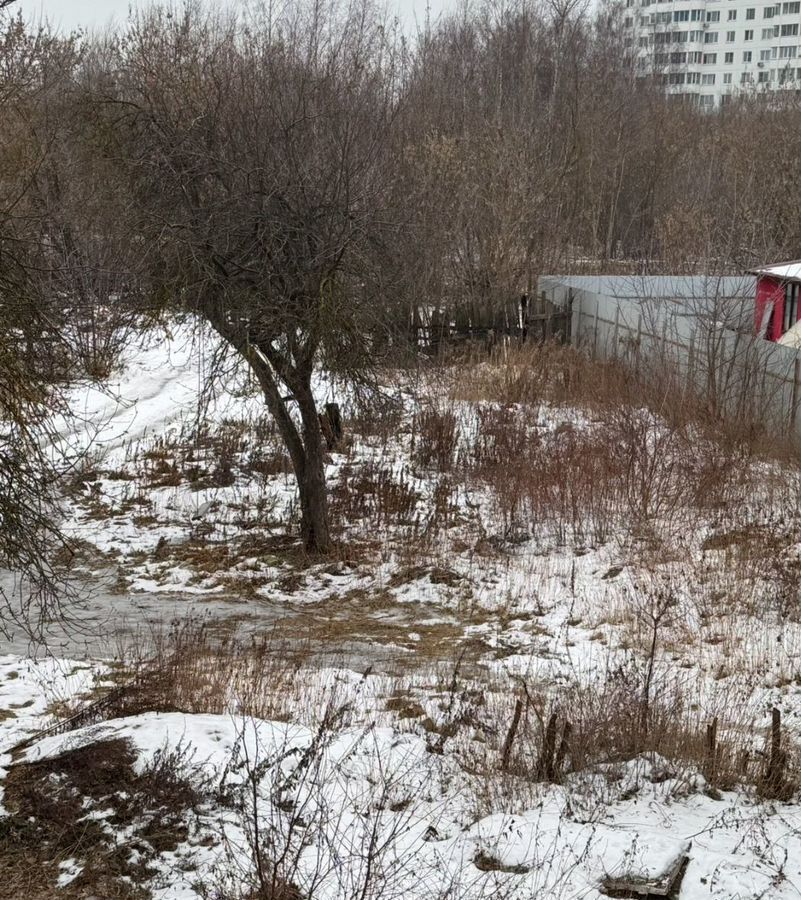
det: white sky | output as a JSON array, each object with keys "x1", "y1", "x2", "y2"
[{"x1": 14, "y1": 0, "x2": 454, "y2": 34}]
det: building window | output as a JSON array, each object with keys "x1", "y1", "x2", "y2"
[
  {"x1": 728, "y1": 8, "x2": 737, "y2": 19},
  {"x1": 785, "y1": 284, "x2": 800, "y2": 333},
  {"x1": 762, "y1": 27, "x2": 778, "y2": 38},
  {"x1": 779, "y1": 45, "x2": 798, "y2": 57},
  {"x1": 744, "y1": 29, "x2": 754, "y2": 39},
  {"x1": 741, "y1": 70, "x2": 753, "y2": 82},
  {"x1": 760, "y1": 48, "x2": 773, "y2": 60},
  {"x1": 700, "y1": 95, "x2": 715, "y2": 106},
  {"x1": 687, "y1": 71, "x2": 701, "y2": 83},
  {"x1": 723, "y1": 72, "x2": 733, "y2": 82},
  {"x1": 743, "y1": 50, "x2": 753, "y2": 61},
  {"x1": 705, "y1": 31, "x2": 719, "y2": 42},
  {"x1": 746, "y1": 7, "x2": 756, "y2": 18},
  {"x1": 689, "y1": 29, "x2": 704, "y2": 40},
  {"x1": 671, "y1": 51, "x2": 687, "y2": 62},
  {"x1": 727, "y1": 30, "x2": 736, "y2": 40},
  {"x1": 781, "y1": 23, "x2": 799, "y2": 36},
  {"x1": 725, "y1": 51, "x2": 734, "y2": 62},
  {"x1": 782, "y1": 1, "x2": 800, "y2": 12},
  {"x1": 707, "y1": 10, "x2": 720, "y2": 21},
  {"x1": 674, "y1": 10, "x2": 689, "y2": 21},
  {"x1": 703, "y1": 52, "x2": 717, "y2": 62},
  {"x1": 701, "y1": 73, "x2": 716, "y2": 84},
  {"x1": 758, "y1": 70, "x2": 770, "y2": 81},
  {"x1": 691, "y1": 8, "x2": 704, "y2": 20},
  {"x1": 765, "y1": 5, "x2": 776, "y2": 16},
  {"x1": 688, "y1": 51, "x2": 703, "y2": 62}
]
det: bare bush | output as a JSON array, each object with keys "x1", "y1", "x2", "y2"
[
  {"x1": 412, "y1": 405, "x2": 460, "y2": 472},
  {"x1": 331, "y1": 461, "x2": 420, "y2": 531}
]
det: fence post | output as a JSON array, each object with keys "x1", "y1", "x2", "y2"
[
  {"x1": 791, "y1": 357, "x2": 801, "y2": 432},
  {"x1": 592, "y1": 299, "x2": 599, "y2": 359}
]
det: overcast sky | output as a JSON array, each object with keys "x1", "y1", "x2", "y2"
[{"x1": 15, "y1": 0, "x2": 453, "y2": 34}]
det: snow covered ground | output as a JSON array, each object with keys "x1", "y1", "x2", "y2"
[
  {"x1": 4, "y1": 320, "x2": 801, "y2": 897},
  {"x1": 2, "y1": 662, "x2": 801, "y2": 899}
]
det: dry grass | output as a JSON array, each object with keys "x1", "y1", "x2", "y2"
[
  {"x1": 452, "y1": 339, "x2": 800, "y2": 455},
  {"x1": 330, "y1": 462, "x2": 419, "y2": 529},
  {"x1": 333, "y1": 350, "x2": 771, "y2": 558},
  {"x1": 412, "y1": 405, "x2": 460, "y2": 472},
  {"x1": 85, "y1": 622, "x2": 800, "y2": 804}
]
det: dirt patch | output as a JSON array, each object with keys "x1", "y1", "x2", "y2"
[
  {"x1": 385, "y1": 694, "x2": 427, "y2": 719},
  {"x1": 388, "y1": 564, "x2": 463, "y2": 588},
  {"x1": 0, "y1": 737, "x2": 212, "y2": 900},
  {"x1": 473, "y1": 849, "x2": 530, "y2": 874},
  {"x1": 429, "y1": 566, "x2": 463, "y2": 587}
]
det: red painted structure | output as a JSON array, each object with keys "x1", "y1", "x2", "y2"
[
  {"x1": 752, "y1": 262, "x2": 801, "y2": 342},
  {"x1": 755, "y1": 275, "x2": 786, "y2": 341}
]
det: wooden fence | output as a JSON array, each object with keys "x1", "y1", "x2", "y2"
[{"x1": 409, "y1": 292, "x2": 571, "y2": 352}]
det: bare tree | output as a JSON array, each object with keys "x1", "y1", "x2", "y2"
[
  {"x1": 79, "y1": 1, "x2": 402, "y2": 552},
  {"x1": 0, "y1": 5, "x2": 80, "y2": 637}
]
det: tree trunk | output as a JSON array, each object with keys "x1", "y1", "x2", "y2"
[
  {"x1": 294, "y1": 385, "x2": 332, "y2": 554},
  {"x1": 207, "y1": 318, "x2": 332, "y2": 554}
]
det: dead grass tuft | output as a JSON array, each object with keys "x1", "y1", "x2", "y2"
[{"x1": 412, "y1": 405, "x2": 460, "y2": 472}]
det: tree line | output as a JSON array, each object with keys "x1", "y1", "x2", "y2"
[{"x1": 2, "y1": 0, "x2": 801, "y2": 567}]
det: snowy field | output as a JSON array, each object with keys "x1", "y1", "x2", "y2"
[
  {"x1": 3, "y1": 320, "x2": 801, "y2": 898},
  {"x1": 3, "y1": 656, "x2": 801, "y2": 899}
]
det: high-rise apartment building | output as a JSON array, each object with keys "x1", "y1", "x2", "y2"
[{"x1": 627, "y1": 0, "x2": 801, "y2": 106}]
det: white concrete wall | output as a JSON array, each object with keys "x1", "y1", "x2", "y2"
[{"x1": 539, "y1": 275, "x2": 801, "y2": 435}]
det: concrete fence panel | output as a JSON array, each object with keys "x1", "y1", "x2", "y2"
[{"x1": 542, "y1": 274, "x2": 801, "y2": 439}]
